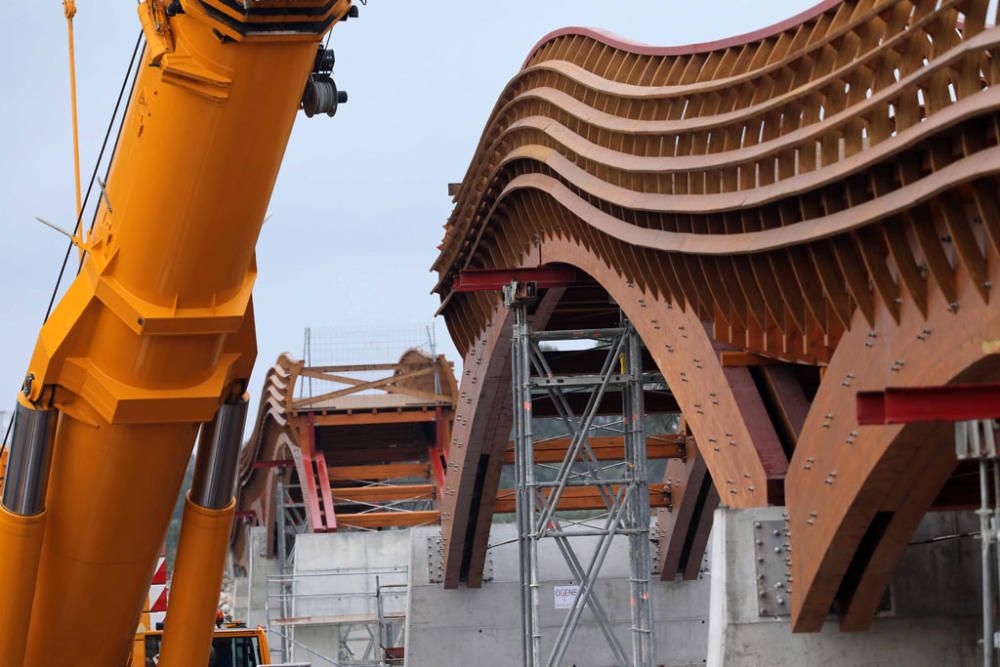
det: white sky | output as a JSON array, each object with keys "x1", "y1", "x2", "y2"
[{"x1": 0, "y1": 0, "x2": 817, "y2": 429}]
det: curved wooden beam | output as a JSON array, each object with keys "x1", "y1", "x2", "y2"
[
  {"x1": 439, "y1": 239, "x2": 789, "y2": 586},
  {"x1": 522, "y1": 1, "x2": 845, "y2": 64},
  {"x1": 787, "y1": 256, "x2": 1000, "y2": 631}
]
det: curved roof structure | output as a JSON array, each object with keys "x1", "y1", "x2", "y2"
[
  {"x1": 232, "y1": 349, "x2": 459, "y2": 569},
  {"x1": 433, "y1": 0, "x2": 1000, "y2": 632}
]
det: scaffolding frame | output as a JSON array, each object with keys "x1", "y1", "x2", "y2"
[
  {"x1": 506, "y1": 282, "x2": 655, "y2": 667},
  {"x1": 956, "y1": 420, "x2": 1000, "y2": 667},
  {"x1": 273, "y1": 476, "x2": 307, "y2": 662},
  {"x1": 265, "y1": 564, "x2": 408, "y2": 667}
]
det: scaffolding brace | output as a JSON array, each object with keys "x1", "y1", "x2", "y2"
[{"x1": 505, "y1": 280, "x2": 655, "y2": 667}]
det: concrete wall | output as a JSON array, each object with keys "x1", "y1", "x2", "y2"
[
  {"x1": 231, "y1": 527, "x2": 412, "y2": 665},
  {"x1": 707, "y1": 507, "x2": 981, "y2": 667},
  {"x1": 231, "y1": 526, "x2": 280, "y2": 631},
  {"x1": 405, "y1": 523, "x2": 711, "y2": 667},
  {"x1": 233, "y1": 510, "x2": 982, "y2": 667},
  {"x1": 291, "y1": 530, "x2": 410, "y2": 664}
]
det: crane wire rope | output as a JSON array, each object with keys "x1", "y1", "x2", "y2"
[{"x1": 0, "y1": 23, "x2": 145, "y2": 462}]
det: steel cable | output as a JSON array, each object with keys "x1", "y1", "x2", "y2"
[{"x1": 1, "y1": 30, "x2": 144, "y2": 462}]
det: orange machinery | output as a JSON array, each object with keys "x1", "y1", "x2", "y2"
[
  {"x1": 133, "y1": 626, "x2": 272, "y2": 666},
  {"x1": 0, "y1": 1, "x2": 355, "y2": 665}
]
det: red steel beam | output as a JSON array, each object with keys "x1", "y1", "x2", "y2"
[
  {"x1": 452, "y1": 266, "x2": 578, "y2": 292},
  {"x1": 857, "y1": 384, "x2": 1000, "y2": 425},
  {"x1": 252, "y1": 460, "x2": 294, "y2": 469}
]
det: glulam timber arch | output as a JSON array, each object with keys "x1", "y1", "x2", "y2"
[{"x1": 433, "y1": 0, "x2": 1000, "y2": 632}]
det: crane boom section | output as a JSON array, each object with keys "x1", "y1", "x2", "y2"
[{"x1": 0, "y1": 2, "x2": 352, "y2": 665}]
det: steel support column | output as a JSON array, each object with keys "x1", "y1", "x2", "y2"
[
  {"x1": 275, "y1": 476, "x2": 292, "y2": 663},
  {"x1": 956, "y1": 420, "x2": 1000, "y2": 667},
  {"x1": 506, "y1": 281, "x2": 655, "y2": 667}
]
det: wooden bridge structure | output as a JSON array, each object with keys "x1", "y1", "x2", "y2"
[
  {"x1": 231, "y1": 349, "x2": 458, "y2": 569},
  {"x1": 431, "y1": 0, "x2": 1000, "y2": 633}
]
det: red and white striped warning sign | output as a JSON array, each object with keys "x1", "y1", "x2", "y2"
[
  {"x1": 139, "y1": 546, "x2": 169, "y2": 632},
  {"x1": 148, "y1": 553, "x2": 168, "y2": 628}
]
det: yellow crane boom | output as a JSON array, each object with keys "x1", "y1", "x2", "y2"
[{"x1": 0, "y1": 2, "x2": 354, "y2": 665}]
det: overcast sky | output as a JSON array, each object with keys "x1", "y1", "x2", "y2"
[{"x1": 0, "y1": 0, "x2": 817, "y2": 430}]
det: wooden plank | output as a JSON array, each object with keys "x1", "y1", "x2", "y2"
[
  {"x1": 274, "y1": 613, "x2": 380, "y2": 627},
  {"x1": 312, "y1": 411, "x2": 437, "y2": 427},
  {"x1": 493, "y1": 483, "x2": 669, "y2": 513},
  {"x1": 336, "y1": 510, "x2": 441, "y2": 529},
  {"x1": 328, "y1": 463, "x2": 430, "y2": 482},
  {"x1": 324, "y1": 446, "x2": 428, "y2": 467},
  {"x1": 719, "y1": 351, "x2": 781, "y2": 367},
  {"x1": 502, "y1": 434, "x2": 685, "y2": 465},
  {"x1": 331, "y1": 484, "x2": 436, "y2": 504}
]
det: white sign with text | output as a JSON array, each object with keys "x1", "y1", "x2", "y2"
[{"x1": 553, "y1": 584, "x2": 580, "y2": 610}]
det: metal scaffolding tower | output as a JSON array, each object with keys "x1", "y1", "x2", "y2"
[
  {"x1": 506, "y1": 281, "x2": 655, "y2": 667},
  {"x1": 956, "y1": 419, "x2": 1000, "y2": 667}
]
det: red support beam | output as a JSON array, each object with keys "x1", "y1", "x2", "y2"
[
  {"x1": 314, "y1": 454, "x2": 338, "y2": 532},
  {"x1": 857, "y1": 384, "x2": 1000, "y2": 425},
  {"x1": 252, "y1": 459, "x2": 294, "y2": 469},
  {"x1": 297, "y1": 415, "x2": 337, "y2": 532},
  {"x1": 452, "y1": 266, "x2": 578, "y2": 292}
]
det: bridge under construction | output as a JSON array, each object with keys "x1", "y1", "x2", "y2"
[
  {"x1": 2, "y1": 0, "x2": 998, "y2": 666},
  {"x1": 229, "y1": 1, "x2": 1000, "y2": 665}
]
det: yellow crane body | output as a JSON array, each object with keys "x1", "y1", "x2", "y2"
[{"x1": 0, "y1": 1, "x2": 352, "y2": 665}]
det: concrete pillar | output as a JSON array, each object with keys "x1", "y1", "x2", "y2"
[{"x1": 707, "y1": 507, "x2": 980, "y2": 666}]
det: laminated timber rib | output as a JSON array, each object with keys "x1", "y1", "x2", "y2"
[{"x1": 432, "y1": 0, "x2": 1000, "y2": 632}]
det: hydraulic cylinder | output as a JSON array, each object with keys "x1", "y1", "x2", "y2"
[
  {"x1": 158, "y1": 397, "x2": 248, "y2": 667},
  {"x1": 0, "y1": 400, "x2": 56, "y2": 666}
]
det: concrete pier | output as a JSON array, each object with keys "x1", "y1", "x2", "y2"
[
  {"x1": 405, "y1": 523, "x2": 710, "y2": 667},
  {"x1": 231, "y1": 510, "x2": 983, "y2": 666},
  {"x1": 707, "y1": 507, "x2": 980, "y2": 667}
]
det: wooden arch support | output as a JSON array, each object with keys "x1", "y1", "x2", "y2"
[
  {"x1": 439, "y1": 239, "x2": 790, "y2": 587},
  {"x1": 787, "y1": 256, "x2": 1000, "y2": 631}
]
